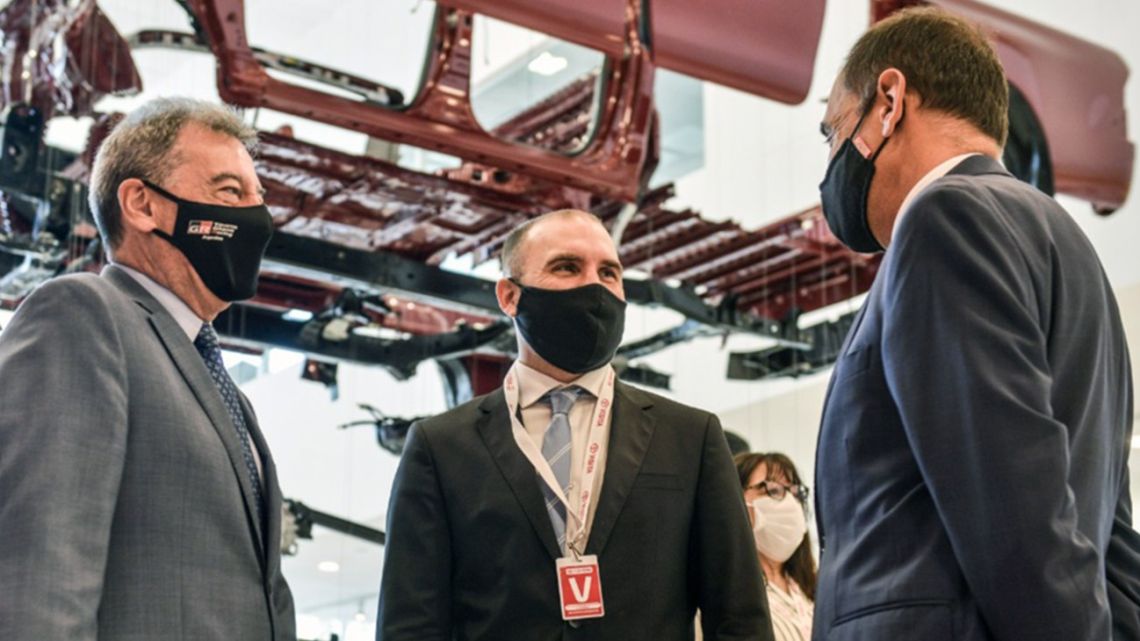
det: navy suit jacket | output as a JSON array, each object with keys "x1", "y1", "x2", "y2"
[
  {"x1": 813, "y1": 156, "x2": 1139, "y2": 641},
  {"x1": 377, "y1": 380, "x2": 773, "y2": 641}
]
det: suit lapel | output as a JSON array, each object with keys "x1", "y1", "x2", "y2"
[
  {"x1": 240, "y1": 392, "x2": 277, "y2": 573},
  {"x1": 585, "y1": 382, "x2": 654, "y2": 555},
  {"x1": 103, "y1": 266, "x2": 268, "y2": 556},
  {"x1": 475, "y1": 391, "x2": 562, "y2": 560},
  {"x1": 813, "y1": 285, "x2": 875, "y2": 546}
]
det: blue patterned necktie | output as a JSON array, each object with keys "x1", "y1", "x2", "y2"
[
  {"x1": 194, "y1": 323, "x2": 266, "y2": 528},
  {"x1": 540, "y1": 386, "x2": 581, "y2": 550}
]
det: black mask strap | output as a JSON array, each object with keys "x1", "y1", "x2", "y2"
[
  {"x1": 138, "y1": 179, "x2": 183, "y2": 243},
  {"x1": 139, "y1": 179, "x2": 187, "y2": 205},
  {"x1": 850, "y1": 99, "x2": 894, "y2": 162}
]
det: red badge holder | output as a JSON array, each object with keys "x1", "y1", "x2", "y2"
[{"x1": 556, "y1": 555, "x2": 605, "y2": 621}]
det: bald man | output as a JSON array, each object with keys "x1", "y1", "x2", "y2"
[{"x1": 378, "y1": 210, "x2": 773, "y2": 641}]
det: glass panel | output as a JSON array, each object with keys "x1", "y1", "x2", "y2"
[
  {"x1": 651, "y1": 69, "x2": 705, "y2": 187},
  {"x1": 470, "y1": 14, "x2": 606, "y2": 155},
  {"x1": 244, "y1": 0, "x2": 436, "y2": 107}
]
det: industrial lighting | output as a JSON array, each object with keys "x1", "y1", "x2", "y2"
[
  {"x1": 317, "y1": 560, "x2": 340, "y2": 573},
  {"x1": 527, "y1": 51, "x2": 568, "y2": 76},
  {"x1": 282, "y1": 309, "x2": 314, "y2": 322},
  {"x1": 301, "y1": 359, "x2": 339, "y2": 401}
]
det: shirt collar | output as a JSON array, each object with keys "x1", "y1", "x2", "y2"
[
  {"x1": 892, "y1": 153, "x2": 980, "y2": 242},
  {"x1": 114, "y1": 263, "x2": 204, "y2": 340},
  {"x1": 514, "y1": 360, "x2": 611, "y2": 409}
]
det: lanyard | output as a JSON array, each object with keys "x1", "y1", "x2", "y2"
[{"x1": 504, "y1": 363, "x2": 615, "y2": 557}]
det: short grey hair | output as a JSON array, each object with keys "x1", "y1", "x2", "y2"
[
  {"x1": 500, "y1": 209, "x2": 605, "y2": 278},
  {"x1": 88, "y1": 96, "x2": 259, "y2": 250}
]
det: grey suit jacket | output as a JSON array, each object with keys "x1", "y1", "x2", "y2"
[
  {"x1": 0, "y1": 265, "x2": 296, "y2": 640},
  {"x1": 812, "y1": 156, "x2": 1138, "y2": 641},
  {"x1": 377, "y1": 380, "x2": 773, "y2": 641}
]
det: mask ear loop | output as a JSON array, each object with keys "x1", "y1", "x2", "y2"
[
  {"x1": 136, "y1": 179, "x2": 183, "y2": 243},
  {"x1": 868, "y1": 91, "x2": 904, "y2": 162},
  {"x1": 138, "y1": 179, "x2": 186, "y2": 205},
  {"x1": 849, "y1": 97, "x2": 891, "y2": 253}
]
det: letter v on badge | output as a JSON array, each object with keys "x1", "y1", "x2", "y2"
[{"x1": 557, "y1": 555, "x2": 605, "y2": 620}]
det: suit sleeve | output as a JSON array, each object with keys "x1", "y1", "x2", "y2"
[
  {"x1": 0, "y1": 279, "x2": 129, "y2": 640},
  {"x1": 377, "y1": 422, "x2": 452, "y2": 641},
  {"x1": 1107, "y1": 456, "x2": 1140, "y2": 639},
  {"x1": 880, "y1": 185, "x2": 1109, "y2": 640},
  {"x1": 694, "y1": 414, "x2": 774, "y2": 641}
]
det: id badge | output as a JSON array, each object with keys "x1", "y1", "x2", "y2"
[{"x1": 556, "y1": 555, "x2": 605, "y2": 621}]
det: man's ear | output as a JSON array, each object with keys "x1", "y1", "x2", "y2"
[
  {"x1": 117, "y1": 177, "x2": 160, "y2": 234},
  {"x1": 876, "y1": 68, "x2": 907, "y2": 138},
  {"x1": 496, "y1": 278, "x2": 520, "y2": 317}
]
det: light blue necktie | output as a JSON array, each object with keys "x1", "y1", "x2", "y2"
[{"x1": 541, "y1": 387, "x2": 580, "y2": 550}]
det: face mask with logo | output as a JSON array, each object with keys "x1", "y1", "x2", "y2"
[
  {"x1": 751, "y1": 495, "x2": 807, "y2": 563},
  {"x1": 510, "y1": 280, "x2": 626, "y2": 374},
  {"x1": 818, "y1": 104, "x2": 890, "y2": 253},
  {"x1": 141, "y1": 179, "x2": 274, "y2": 302}
]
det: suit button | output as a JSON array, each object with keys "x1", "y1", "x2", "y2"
[{"x1": 569, "y1": 620, "x2": 581, "y2": 629}]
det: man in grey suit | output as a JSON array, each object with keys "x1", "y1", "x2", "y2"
[
  {"x1": 0, "y1": 97, "x2": 295, "y2": 639},
  {"x1": 812, "y1": 8, "x2": 1138, "y2": 641},
  {"x1": 378, "y1": 209, "x2": 772, "y2": 640}
]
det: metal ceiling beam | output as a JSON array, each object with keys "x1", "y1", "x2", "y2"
[{"x1": 262, "y1": 232, "x2": 807, "y2": 346}]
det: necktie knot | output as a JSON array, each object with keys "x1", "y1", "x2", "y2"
[
  {"x1": 544, "y1": 386, "x2": 580, "y2": 418},
  {"x1": 195, "y1": 323, "x2": 220, "y2": 356}
]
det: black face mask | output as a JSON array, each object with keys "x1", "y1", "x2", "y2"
[
  {"x1": 819, "y1": 107, "x2": 889, "y2": 254},
  {"x1": 142, "y1": 179, "x2": 274, "y2": 301},
  {"x1": 510, "y1": 280, "x2": 627, "y2": 374}
]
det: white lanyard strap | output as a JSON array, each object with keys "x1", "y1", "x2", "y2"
[{"x1": 505, "y1": 363, "x2": 615, "y2": 554}]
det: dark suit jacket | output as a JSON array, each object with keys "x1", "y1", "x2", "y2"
[
  {"x1": 0, "y1": 265, "x2": 295, "y2": 640},
  {"x1": 813, "y1": 155, "x2": 1138, "y2": 641},
  {"x1": 377, "y1": 380, "x2": 773, "y2": 641}
]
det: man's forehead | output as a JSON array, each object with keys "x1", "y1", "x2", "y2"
[
  {"x1": 170, "y1": 124, "x2": 258, "y2": 182},
  {"x1": 525, "y1": 216, "x2": 619, "y2": 262},
  {"x1": 824, "y1": 82, "x2": 858, "y2": 122}
]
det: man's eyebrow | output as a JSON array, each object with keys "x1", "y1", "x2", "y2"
[
  {"x1": 820, "y1": 121, "x2": 833, "y2": 139},
  {"x1": 543, "y1": 253, "x2": 582, "y2": 267},
  {"x1": 209, "y1": 172, "x2": 267, "y2": 197},
  {"x1": 601, "y1": 259, "x2": 623, "y2": 272}
]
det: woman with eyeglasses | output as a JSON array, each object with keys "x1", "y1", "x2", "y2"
[{"x1": 735, "y1": 452, "x2": 816, "y2": 641}]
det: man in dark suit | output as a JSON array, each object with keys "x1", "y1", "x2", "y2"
[
  {"x1": 377, "y1": 209, "x2": 772, "y2": 640},
  {"x1": 0, "y1": 97, "x2": 295, "y2": 639},
  {"x1": 812, "y1": 8, "x2": 1138, "y2": 641}
]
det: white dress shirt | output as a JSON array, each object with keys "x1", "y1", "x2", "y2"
[
  {"x1": 892, "y1": 153, "x2": 980, "y2": 242},
  {"x1": 514, "y1": 360, "x2": 612, "y2": 551},
  {"x1": 116, "y1": 263, "x2": 202, "y2": 340}
]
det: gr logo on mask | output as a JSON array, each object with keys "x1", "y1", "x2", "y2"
[{"x1": 141, "y1": 179, "x2": 274, "y2": 301}]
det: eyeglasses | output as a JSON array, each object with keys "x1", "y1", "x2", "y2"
[{"x1": 744, "y1": 480, "x2": 810, "y2": 503}]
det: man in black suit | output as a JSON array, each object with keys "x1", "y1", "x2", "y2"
[
  {"x1": 813, "y1": 8, "x2": 1138, "y2": 641},
  {"x1": 377, "y1": 209, "x2": 772, "y2": 641}
]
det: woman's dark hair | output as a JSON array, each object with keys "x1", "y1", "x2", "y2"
[{"x1": 734, "y1": 451, "x2": 817, "y2": 601}]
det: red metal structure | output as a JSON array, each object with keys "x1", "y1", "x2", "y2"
[
  {"x1": 874, "y1": 0, "x2": 1134, "y2": 213},
  {"x1": 0, "y1": 0, "x2": 1132, "y2": 388},
  {"x1": 188, "y1": 0, "x2": 657, "y2": 203}
]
